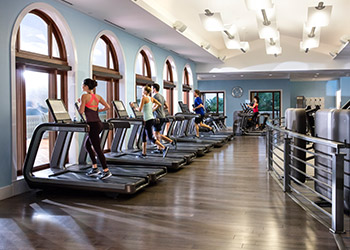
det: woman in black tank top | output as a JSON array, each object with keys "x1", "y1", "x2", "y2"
[{"x1": 78, "y1": 78, "x2": 111, "y2": 180}]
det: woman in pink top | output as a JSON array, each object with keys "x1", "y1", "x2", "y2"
[{"x1": 248, "y1": 96, "x2": 259, "y2": 129}]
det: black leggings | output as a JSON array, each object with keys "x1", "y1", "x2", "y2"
[
  {"x1": 142, "y1": 119, "x2": 156, "y2": 143},
  {"x1": 85, "y1": 122, "x2": 108, "y2": 170}
]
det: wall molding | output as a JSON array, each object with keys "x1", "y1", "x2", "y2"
[{"x1": 0, "y1": 179, "x2": 30, "y2": 201}]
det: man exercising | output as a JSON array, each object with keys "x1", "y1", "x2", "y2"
[
  {"x1": 193, "y1": 89, "x2": 213, "y2": 138},
  {"x1": 152, "y1": 83, "x2": 175, "y2": 152}
]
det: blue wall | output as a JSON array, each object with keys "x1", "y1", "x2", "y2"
[
  {"x1": 198, "y1": 79, "x2": 292, "y2": 126},
  {"x1": 340, "y1": 77, "x2": 350, "y2": 106},
  {"x1": 0, "y1": 0, "x2": 196, "y2": 188},
  {"x1": 198, "y1": 79, "x2": 342, "y2": 126},
  {"x1": 290, "y1": 80, "x2": 339, "y2": 108}
]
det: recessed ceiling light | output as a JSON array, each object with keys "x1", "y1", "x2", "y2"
[
  {"x1": 240, "y1": 74, "x2": 244, "y2": 77},
  {"x1": 315, "y1": 72, "x2": 319, "y2": 75},
  {"x1": 269, "y1": 73, "x2": 273, "y2": 77},
  {"x1": 212, "y1": 75, "x2": 216, "y2": 78}
]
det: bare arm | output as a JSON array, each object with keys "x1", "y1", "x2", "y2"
[
  {"x1": 97, "y1": 95, "x2": 110, "y2": 112},
  {"x1": 164, "y1": 101, "x2": 168, "y2": 109},
  {"x1": 151, "y1": 97, "x2": 160, "y2": 112},
  {"x1": 193, "y1": 103, "x2": 204, "y2": 110},
  {"x1": 78, "y1": 94, "x2": 87, "y2": 114},
  {"x1": 137, "y1": 97, "x2": 145, "y2": 112}
]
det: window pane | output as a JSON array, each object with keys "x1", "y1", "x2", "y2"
[
  {"x1": 135, "y1": 53, "x2": 143, "y2": 75},
  {"x1": 183, "y1": 91, "x2": 189, "y2": 105},
  {"x1": 95, "y1": 80, "x2": 108, "y2": 121},
  {"x1": 93, "y1": 39, "x2": 107, "y2": 67},
  {"x1": 109, "y1": 51, "x2": 114, "y2": 70},
  {"x1": 274, "y1": 92, "x2": 281, "y2": 118},
  {"x1": 136, "y1": 85, "x2": 143, "y2": 104},
  {"x1": 52, "y1": 33, "x2": 60, "y2": 58},
  {"x1": 218, "y1": 93, "x2": 224, "y2": 113},
  {"x1": 258, "y1": 92, "x2": 273, "y2": 112},
  {"x1": 164, "y1": 88, "x2": 173, "y2": 115},
  {"x1": 20, "y1": 13, "x2": 48, "y2": 55},
  {"x1": 204, "y1": 93, "x2": 217, "y2": 113},
  {"x1": 24, "y1": 70, "x2": 49, "y2": 166},
  {"x1": 57, "y1": 74, "x2": 61, "y2": 99}
]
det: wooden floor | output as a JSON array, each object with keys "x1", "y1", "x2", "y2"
[{"x1": 0, "y1": 136, "x2": 339, "y2": 250}]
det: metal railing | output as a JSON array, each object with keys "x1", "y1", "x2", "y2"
[{"x1": 266, "y1": 118, "x2": 348, "y2": 234}]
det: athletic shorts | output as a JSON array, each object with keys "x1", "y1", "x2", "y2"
[
  {"x1": 194, "y1": 114, "x2": 204, "y2": 124},
  {"x1": 153, "y1": 118, "x2": 166, "y2": 132}
]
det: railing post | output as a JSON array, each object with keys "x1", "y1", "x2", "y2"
[
  {"x1": 331, "y1": 151, "x2": 345, "y2": 234},
  {"x1": 267, "y1": 129, "x2": 273, "y2": 171},
  {"x1": 283, "y1": 136, "x2": 291, "y2": 193}
]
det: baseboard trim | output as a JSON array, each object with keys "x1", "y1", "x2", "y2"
[{"x1": 0, "y1": 178, "x2": 30, "y2": 201}]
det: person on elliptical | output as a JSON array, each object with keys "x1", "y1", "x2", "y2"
[
  {"x1": 193, "y1": 89, "x2": 213, "y2": 138},
  {"x1": 78, "y1": 78, "x2": 112, "y2": 180},
  {"x1": 152, "y1": 83, "x2": 175, "y2": 152},
  {"x1": 247, "y1": 96, "x2": 259, "y2": 129},
  {"x1": 130, "y1": 85, "x2": 169, "y2": 158}
]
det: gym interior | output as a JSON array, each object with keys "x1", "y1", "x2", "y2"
[{"x1": 1, "y1": 0, "x2": 350, "y2": 249}]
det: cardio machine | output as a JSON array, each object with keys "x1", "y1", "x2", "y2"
[{"x1": 234, "y1": 102, "x2": 269, "y2": 136}]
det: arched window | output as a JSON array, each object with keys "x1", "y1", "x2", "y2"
[
  {"x1": 15, "y1": 10, "x2": 70, "y2": 175},
  {"x1": 135, "y1": 50, "x2": 154, "y2": 102},
  {"x1": 92, "y1": 35, "x2": 121, "y2": 150},
  {"x1": 163, "y1": 60, "x2": 176, "y2": 115},
  {"x1": 182, "y1": 67, "x2": 192, "y2": 105}
]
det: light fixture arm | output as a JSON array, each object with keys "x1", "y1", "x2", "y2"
[
  {"x1": 315, "y1": 2, "x2": 325, "y2": 10},
  {"x1": 261, "y1": 9, "x2": 271, "y2": 26},
  {"x1": 308, "y1": 27, "x2": 316, "y2": 38},
  {"x1": 224, "y1": 30, "x2": 235, "y2": 40},
  {"x1": 204, "y1": 9, "x2": 214, "y2": 16}
]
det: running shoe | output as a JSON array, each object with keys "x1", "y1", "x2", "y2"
[
  {"x1": 98, "y1": 170, "x2": 112, "y2": 180},
  {"x1": 86, "y1": 167, "x2": 101, "y2": 177}
]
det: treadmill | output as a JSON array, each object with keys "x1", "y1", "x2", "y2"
[
  {"x1": 161, "y1": 109, "x2": 209, "y2": 156},
  {"x1": 23, "y1": 99, "x2": 149, "y2": 194},
  {"x1": 127, "y1": 101, "x2": 196, "y2": 164},
  {"x1": 178, "y1": 101, "x2": 233, "y2": 141},
  {"x1": 103, "y1": 102, "x2": 186, "y2": 171},
  {"x1": 73, "y1": 103, "x2": 167, "y2": 184}
]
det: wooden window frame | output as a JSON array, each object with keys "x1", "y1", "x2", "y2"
[
  {"x1": 250, "y1": 90, "x2": 281, "y2": 120},
  {"x1": 201, "y1": 91, "x2": 225, "y2": 115},
  {"x1": 15, "y1": 10, "x2": 69, "y2": 176},
  {"x1": 136, "y1": 50, "x2": 153, "y2": 100},
  {"x1": 92, "y1": 35, "x2": 121, "y2": 151}
]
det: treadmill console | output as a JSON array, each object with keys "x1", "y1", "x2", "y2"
[
  {"x1": 129, "y1": 102, "x2": 143, "y2": 119},
  {"x1": 112, "y1": 100, "x2": 129, "y2": 118},
  {"x1": 46, "y1": 99, "x2": 72, "y2": 123}
]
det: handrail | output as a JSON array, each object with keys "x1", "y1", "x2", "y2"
[{"x1": 266, "y1": 120, "x2": 346, "y2": 150}]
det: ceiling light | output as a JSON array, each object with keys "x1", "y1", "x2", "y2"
[
  {"x1": 199, "y1": 9, "x2": 224, "y2": 31},
  {"x1": 213, "y1": 75, "x2": 216, "y2": 78},
  {"x1": 265, "y1": 38, "x2": 282, "y2": 55},
  {"x1": 306, "y1": 2, "x2": 332, "y2": 27},
  {"x1": 173, "y1": 21, "x2": 187, "y2": 33},
  {"x1": 222, "y1": 25, "x2": 241, "y2": 49},
  {"x1": 240, "y1": 42, "x2": 250, "y2": 53},
  {"x1": 240, "y1": 74, "x2": 244, "y2": 77},
  {"x1": 258, "y1": 21, "x2": 279, "y2": 39},
  {"x1": 269, "y1": 73, "x2": 273, "y2": 77},
  {"x1": 300, "y1": 25, "x2": 320, "y2": 50},
  {"x1": 340, "y1": 35, "x2": 350, "y2": 44},
  {"x1": 245, "y1": 0, "x2": 273, "y2": 11}
]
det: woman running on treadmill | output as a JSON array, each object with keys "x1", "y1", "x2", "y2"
[
  {"x1": 193, "y1": 89, "x2": 213, "y2": 138},
  {"x1": 78, "y1": 78, "x2": 112, "y2": 180},
  {"x1": 247, "y1": 96, "x2": 259, "y2": 129},
  {"x1": 130, "y1": 85, "x2": 169, "y2": 158}
]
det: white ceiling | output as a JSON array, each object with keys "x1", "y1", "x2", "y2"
[{"x1": 57, "y1": 0, "x2": 350, "y2": 80}]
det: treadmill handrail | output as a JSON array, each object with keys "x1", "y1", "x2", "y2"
[{"x1": 23, "y1": 123, "x2": 89, "y2": 185}]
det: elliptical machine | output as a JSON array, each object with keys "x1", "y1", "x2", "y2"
[{"x1": 234, "y1": 103, "x2": 270, "y2": 136}]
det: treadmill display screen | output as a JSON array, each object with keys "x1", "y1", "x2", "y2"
[
  {"x1": 46, "y1": 99, "x2": 71, "y2": 122},
  {"x1": 114, "y1": 101, "x2": 125, "y2": 111}
]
